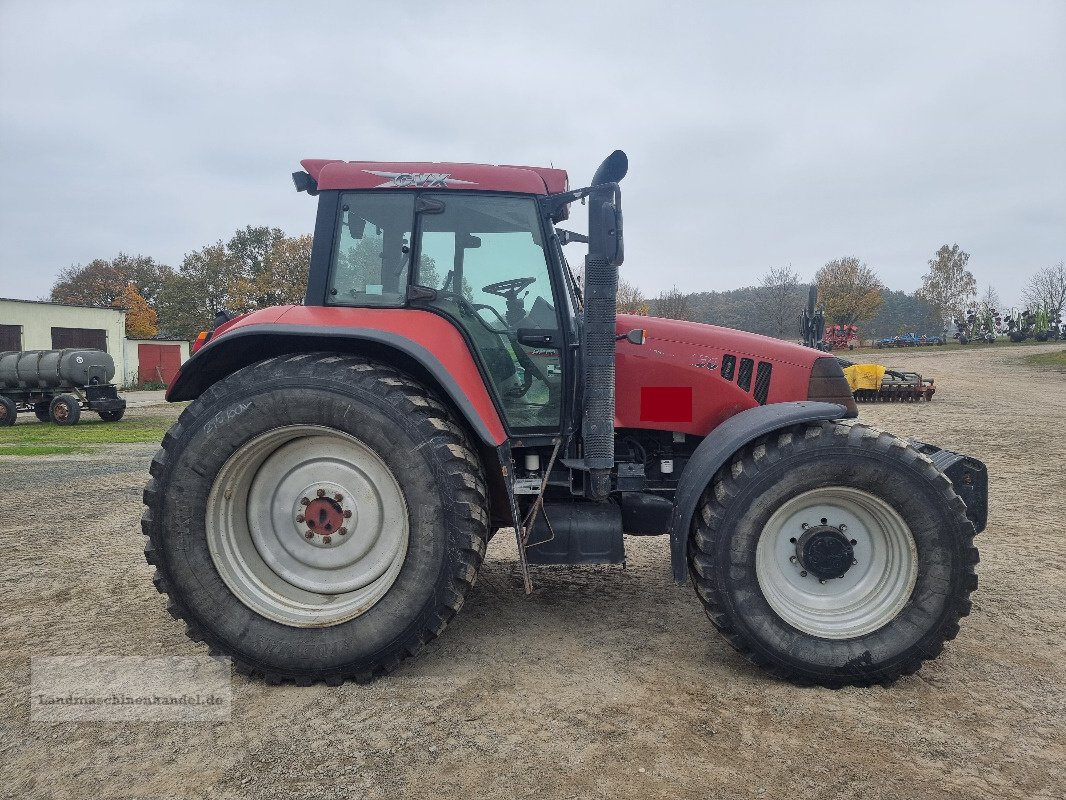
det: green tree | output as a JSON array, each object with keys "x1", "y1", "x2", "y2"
[
  {"x1": 616, "y1": 278, "x2": 647, "y2": 314},
  {"x1": 651, "y1": 286, "x2": 692, "y2": 321},
  {"x1": 49, "y1": 253, "x2": 171, "y2": 308},
  {"x1": 155, "y1": 228, "x2": 313, "y2": 339},
  {"x1": 916, "y1": 244, "x2": 977, "y2": 320},
  {"x1": 816, "y1": 257, "x2": 884, "y2": 325}
]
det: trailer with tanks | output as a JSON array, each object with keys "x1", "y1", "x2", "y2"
[{"x1": 0, "y1": 349, "x2": 126, "y2": 426}]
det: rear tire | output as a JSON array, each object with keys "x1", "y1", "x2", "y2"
[
  {"x1": 0, "y1": 395, "x2": 15, "y2": 426},
  {"x1": 98, "y1": 408, "x2": 125, "y2": 422},
  {"x1": 142, "y1": 353, "x2": 489, "y2": 684},
  {"x1": 689, "y1": 421, "x2": 978, "y2": 687},
  {"x1": 49, "y1": 394, "x2": 81, "y2": 425}
]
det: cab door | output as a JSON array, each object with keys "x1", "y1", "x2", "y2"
[{"x1": 414, "y1": 194, "x2": 565, "y2": 434}]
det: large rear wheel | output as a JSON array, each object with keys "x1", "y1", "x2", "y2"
[
  {"x1": 142, "y1": 353, "x2": 489, "y2": 684},
  {"x1": 689, "y1": 421, "x2": 979, "y2": 687}
]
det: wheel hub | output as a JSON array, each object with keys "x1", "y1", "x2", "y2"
[
  {"x1": 795, "y1": 525, "x2": 854, "y2": 581},
  {"x1": 295, "y1": 486, "x2": 355, "y2": 548}
]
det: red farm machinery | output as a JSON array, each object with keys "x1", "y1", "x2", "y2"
[{"x1": 143, "y1": 152, "x2": 987, "y2": 688}]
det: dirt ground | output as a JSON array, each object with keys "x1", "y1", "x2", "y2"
[{"x1": 1, "y1": 344, "x2": 1064, "y2": 800}]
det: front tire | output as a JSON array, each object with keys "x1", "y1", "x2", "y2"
[
  {"x1": 689, "y1": 421, "x2": 978, "y2": 687},
  {"x1": 142, "y1": 353, "x2": 489, "y2": 684}
]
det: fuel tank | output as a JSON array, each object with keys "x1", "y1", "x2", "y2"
[
  {"x1": 614, "y1": 314, "x2": 824, "y2": 435},
  {"x1": 0, "y1": 349, "x2": 116, "y2": 389}
]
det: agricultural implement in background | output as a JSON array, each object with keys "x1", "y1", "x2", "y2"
[
  {"x1": 1006, "y1": 305, "x2": 1064, "y2": 342},
  {"x1": 823, "y1": 323, "x2": 859, "y2": 350},
  {"x1": 840, "y1": 361, "x2": 935, "y2": 402},
  {"x1": 875, "y1": 333, "x2": 945, "y2": 348},
  {"x1": 0, "y1": 349, "x2": 126, "y2": 426},
  {"x1": 953, "y1": 304, "x2": 1001, "y2": 344}
]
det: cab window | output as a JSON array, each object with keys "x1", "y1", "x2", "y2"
[{"x1": 327, "y1": 193, "x2": 414, "y2": 306}]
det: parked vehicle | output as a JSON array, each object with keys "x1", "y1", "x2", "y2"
[
  {"x1": 143, "y1": 151, "x2": 987, "y2": 688},
  {"x1": 0, "y1": 349, "x2": 126, "y2": 426}
]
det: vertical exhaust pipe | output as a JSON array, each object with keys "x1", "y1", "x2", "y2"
[{"x1": 582, "y1": 150, "x2": 627, "y2": 500}]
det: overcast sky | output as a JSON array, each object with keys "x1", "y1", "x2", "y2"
[{"x1": 1, "y1": 1, "x2": 1063, "y2": 309}]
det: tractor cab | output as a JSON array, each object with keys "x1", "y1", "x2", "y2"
[
  {"x1": 309, "y1": 185, "x2": 570, "y2": 431},
  {"x1": 295, "y1": 156, "x2": 625, "y2": 448}
]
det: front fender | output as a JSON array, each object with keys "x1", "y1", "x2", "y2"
[
  {"x1": 669, "y1": 401, "x2": 847, "y2": 583},
  {"x1": 167, "y1": 306, "x2": 507, "y2": 448}
]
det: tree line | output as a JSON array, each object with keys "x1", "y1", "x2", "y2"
[
  {"x1": 48, "y1": 231, "x2": 1063, "y2": 346},
  {"x1": 48, "y1": 226, "x2": 311, "y2": 340},
  {"x1": 620, "y1": 246, "x2": 1065, "y2": 342}
]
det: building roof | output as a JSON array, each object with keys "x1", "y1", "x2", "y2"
[
  {"x1": 300, "y1": 159, "x2": 569, "y2": 195},
  {"x1": 0, "y1": 297, "x2": 125, "y2": 313}
]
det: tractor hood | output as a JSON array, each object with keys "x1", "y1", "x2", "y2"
[{"x1": 614, "y1": 313, "x2": 834, "y2": 435}]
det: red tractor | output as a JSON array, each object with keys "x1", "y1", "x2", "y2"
[{"x1": 144, "y1": 152, "x2": 986, "y2": 687}]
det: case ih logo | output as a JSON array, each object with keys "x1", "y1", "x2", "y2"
[{"x1": 364, "y1": 170, "x2": 477, "y2": 189}]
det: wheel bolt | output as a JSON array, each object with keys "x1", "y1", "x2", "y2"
[
  {"x1": 789, "y1": 556, "x2": 797, "y2": 564},
  {"x1": 300, "y1": 497, "x2": 310, "y2": 506},
  {"x1": 334, "y1": 493, "x2": 343, "y2": 502},
  {"x1": 819, "y1": 579, "x2": 826, "y2": 584},
  {"x1": 343, "y1": 510, "x2": 352, "y2": 519},
  {"x1": 322, "y1": 536, "x2": 332, "y2": 544},
  {"x1": 852, "y1": 558, "x2": 858, "y2": 564},
  {"x1": 800, "y1": 571, "x2": 808, "y2": 577},
  {"x1": 801, "y1": 523, "x2": 809, "y2": 530},
  {"x1": 296, "y1": 515, "x2": 305, "y2": 523},
  {"x1": 338, "y1": 527, "x2": 347, "y2": 535},
  {"x1": 304, "y1": 532, "x2": 314, "y2": 539},
  {"x1": 839, "y1": 524, "x2": 847, "y2": 532},
  {"x1": 317, "y1": 488, "x2": 326, "y2": 497}
]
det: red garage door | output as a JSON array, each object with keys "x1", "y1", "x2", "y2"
[{"x1": 139, "y1": 343, "x2": 182, "y2": 386}]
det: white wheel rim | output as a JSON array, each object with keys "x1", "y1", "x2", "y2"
[
  {"x1": 206, "y1": 425, "x2": 409, "y2": 628},
  {"x1": 755, "y1": 486, "x2": 917, "y2": 639}
]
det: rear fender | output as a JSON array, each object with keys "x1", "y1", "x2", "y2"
[
  {"x1": 166, "y1": 319, "x2": 512, "y2": 525},
  {"x1": 669, "y1": 401, "x2": 847, "y2": 583},
  {"x1": 170, "y1": 322, "x2": 505, "y2": 445}
]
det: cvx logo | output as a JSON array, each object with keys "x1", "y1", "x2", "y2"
[{"x1": 364, "y1": 170, "x2": 477, "y2": 189}]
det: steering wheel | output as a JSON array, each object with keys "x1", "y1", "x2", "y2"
[{"x1": 482, "y1": 277, "x2": 535, "y2": 298}]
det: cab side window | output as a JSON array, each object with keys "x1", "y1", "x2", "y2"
[{"x1": 328, "y1": 193, "x2": 414, "y2": 306}]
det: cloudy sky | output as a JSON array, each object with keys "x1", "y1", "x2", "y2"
[{"x1": 1, "y1": 1, "x2": 1063, "y2": 308}]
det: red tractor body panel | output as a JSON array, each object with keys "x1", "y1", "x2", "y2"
[
  {"x1": 302, "y1": 159, "x2": 568, "y2": 195},
  {"x1": 614, "y1": 314, "x2": 822, "y2": 434},
  {"x1": 168, "y1": 305, "x2": 509, "y2": 445}
]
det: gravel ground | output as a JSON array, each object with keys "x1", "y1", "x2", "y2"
[{"x1": 1, "y1": 344, "x2": 1063, "y2": 799}]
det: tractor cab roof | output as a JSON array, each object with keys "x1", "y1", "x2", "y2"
[{"x1": 300, "y1": 159, "x2": 569, "y2": 195}]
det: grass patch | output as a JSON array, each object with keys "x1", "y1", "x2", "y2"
[
  {"x1": 0, "y1": 414, "x2": 171, "y2": 451},
  {"x1": 1023, "y1": 349, "x2": 1066, "y2": 368}
]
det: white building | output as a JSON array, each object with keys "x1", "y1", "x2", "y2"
[{"x1": 0, "y1": 298, "x2": 189, "y2": 388}]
